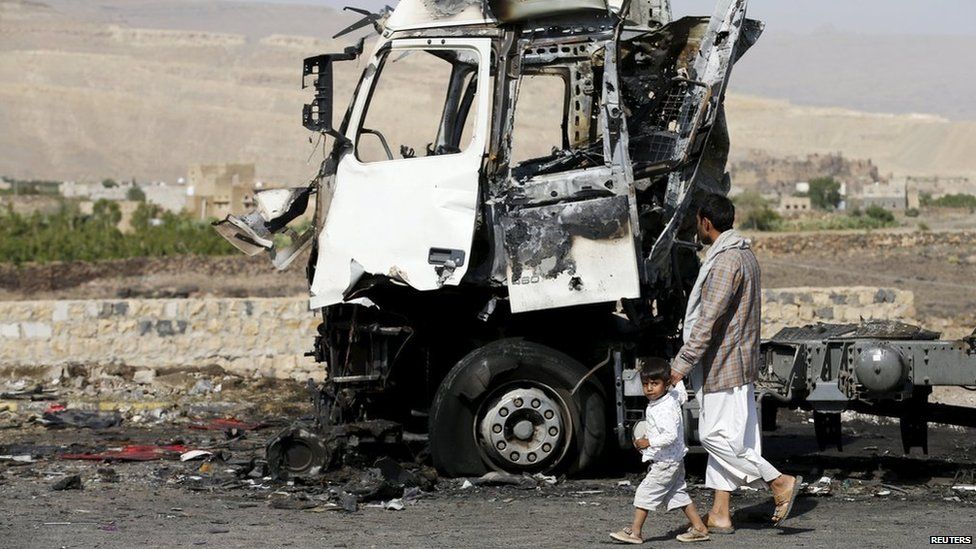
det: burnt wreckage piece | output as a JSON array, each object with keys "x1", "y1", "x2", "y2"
[
  {"x1": 221, "y1": 0, "x2": 765, "y2": 477},
  {"x1": 760, "y1": 321, "x2": 976, "y2": 453},
  {"x1": 216, "y1": 0, "x2": 976, "y2": 477}
]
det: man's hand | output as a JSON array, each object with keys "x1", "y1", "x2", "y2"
[
  {"x1": 669, "y1": 371, "x2": 684, "y2": 387},
  {"x1": 633, "y1": 437, "x2": 650, "y2": 450}
]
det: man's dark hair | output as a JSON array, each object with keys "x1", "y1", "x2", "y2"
[
  {"x1": 637, "y1": 357, "x2": 670, "y2": 383},
  {"x1": 697, "y1": 193, "x2": 735, "y2": 232}
]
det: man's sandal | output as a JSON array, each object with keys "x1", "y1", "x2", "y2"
[
  {"x1": 676, "y1": 527, "x2": 711, "y2": 542},
  {"x1": 610, "y1": 527, "x2": 644, "y2": 544},
  {"x1": 704, "y1": 515, "x2": 735, "y2": 534},
  {"x1": 772, "y1": 475, "x2": 803, "y2": 525}
]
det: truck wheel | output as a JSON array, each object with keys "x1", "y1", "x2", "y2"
[{"x1": 429, "y1": 339, "x2": 606, "y2": 477}]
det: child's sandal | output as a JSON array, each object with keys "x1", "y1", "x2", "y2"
[
  {"x1": 610, "y1": 527, "x2": 644, "y2": 544},
  {"x1": 676, "y1": 527, "x2": 711, "y2": 542}
]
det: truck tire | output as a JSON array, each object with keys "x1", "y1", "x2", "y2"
[{"x1": 429, "y1": 339, "x2": 606, "y2": 477}]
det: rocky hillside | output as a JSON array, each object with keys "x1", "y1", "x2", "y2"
[{"x1": 2, "y1": 0, "x2": 976, "y2": 184}]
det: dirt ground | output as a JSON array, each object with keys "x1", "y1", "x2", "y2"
[
  {"x1": 1, "y1": 386, "x2": 975, "y2": 549},
  {"x1": 1, "y1": 479, "x2": 973, "y2": 549},
  {"x1": 750, "y1": 230, "x2": 976, "y2": 335}
]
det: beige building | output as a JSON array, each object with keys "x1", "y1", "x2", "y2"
[
  {"x1": 858, "y1": 181, "x2": 911, "y2": 211},
  {"x1": 186, "y1": 163, "x2": 256, "y2": 220},
  {"x1": 777, "y1": 195, "x2": 812, "y2": 216}
]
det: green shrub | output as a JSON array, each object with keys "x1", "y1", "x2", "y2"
[
  {"x1": 0, "y1": 201, "x2": 236, "y2": 264},
  {"x1": 126, "y1": 186, "x2": 146, "y2": 202},
  {"x1": 0, "y1": 177, "x2": 61, "y2": 195},
  {"x1": 929, "y1": 193, "x2": 976, "y2": 209},
  {"x1": 808, "y1": 177, "x2": 842, "y2": 210},
  {"x1": 905, "y1": 207, "x2": 920, "y2": 217},
  {"x1": 865, "y1": 205, "x2": 895, "y2": 223},
  {"x1": 733, "y1": 191, "x2": 782, "y2": 231}
]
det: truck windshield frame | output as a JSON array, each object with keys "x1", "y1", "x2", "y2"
[{"x1": 353, "y1": 44, "x2": 483, "y2": 164}]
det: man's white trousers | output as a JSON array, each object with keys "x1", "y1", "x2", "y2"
[{"x1": 697, "y1": 382, "x2": 781, "y2": 491}]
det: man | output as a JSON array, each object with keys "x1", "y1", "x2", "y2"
[{"x1": 670, "y1": 193, "x2": 801, "y2": 533}]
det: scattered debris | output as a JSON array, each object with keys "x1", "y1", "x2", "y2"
[
  {"x1": 0, "y1": 384, "x2": 58, "y2": 401},
  {"x1": 472, "y1": 471, "x2": 536, "y2": 489},
  {"x1": 384, "y1": 498, "x2": 404, "y2": 511},
  {"x1": 189, "y1": 418, "x2": 265, "y2": 433},
  {"x1": 189, "y1": 380, "x2": 215, "y2": 395},
  {"x1": 269, "y1": 495, "x2": 320, "y2": 510},
  {"x1": 338, "y1": 492, "x2": 358, "y2": 513},
  {"x1": 880, "y1": 484, "x2": 908, "y2": 494},
  {"x1": 0, "y1": 454, "x2": 34, "y2": 464},
  {"x1": 52, "y1": 474, "x2": 83, "y2": 491},
  {"x1": 616, "y1": 480, "x2": 631, "y2": 487},
  {"x1": 532, "y1": 473, "x2": 558, "y2": 485},
  {"x1": 97, "y1": 468, "x2": 120, "y2": 483},
  {"x1": 42, "y1": 410, "x2": 122, "y2": 430},
  {"x1": 60, "y1": 444, "x2": 189, "y2": 461},
  {"x1": 807, "y1": 476, "x2": 833, "y2": 496},
  {"x1": 402, "y1": 486, "x2": 423, "y2": 503},
  {"x1": 180, "y1": 450, "x2": 213, "y2": 462}
]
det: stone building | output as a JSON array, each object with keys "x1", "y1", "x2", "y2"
[
  {"x1": 857, "y1": 181, "x2": 913, "y2": 211},
  {"x1": 890, "y1": 175, "x2": 973, "y2": 202},
  {"x1": 185, "y1": 164, "x2": 256, "y2": 220},
  {"x1": 730, "y1": 151, "x2": 882, "y2": 197},
  {"x1": 142, "y1": 182, "x2": 188, "y2": 213},
  {"x1": 777, "y1": 195, "x2": 812, "y2": 216}
]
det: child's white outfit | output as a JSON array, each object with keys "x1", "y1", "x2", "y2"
[{"x1": 634, "y1": 381, "x2": 691, "y2": 511}]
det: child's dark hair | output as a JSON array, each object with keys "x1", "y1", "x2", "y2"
[{"x1": 638, "y1": 357, "x2": 671, "y2": 383}]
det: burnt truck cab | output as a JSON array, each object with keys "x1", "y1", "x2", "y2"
[{"x1": 215, "y1": 0, "x2": 763, "y2": 476}]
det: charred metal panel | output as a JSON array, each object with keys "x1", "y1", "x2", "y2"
[
  {"x1": 643, "y1": 0, "x2": 759, "y2": 284},
  {"x1": 501, "y1": 195, "x2": 640, "y2": 312},
  {"x1": 510, "y1": 166, "x2": 614, "y2": 205}
]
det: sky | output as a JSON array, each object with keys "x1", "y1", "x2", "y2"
[
  {"x1": 672, "y1": 0, "x2": 976, "y2": 36},
  {"x1": 243, "y1": 0, "x2": 976, "y2": 36}
]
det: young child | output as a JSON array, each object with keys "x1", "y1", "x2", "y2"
[{"x1": 610, "y1": 357, "x2": 710, "y2": 544}]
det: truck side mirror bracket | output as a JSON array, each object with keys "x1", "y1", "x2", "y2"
[{"x1": 302, "y1": 40, "x2": 364, "y2": 140}]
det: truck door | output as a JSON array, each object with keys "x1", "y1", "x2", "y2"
[
  {"x1": 500, "y1": 42, "x2": 642, "y2": 313},
  {"x1": 309, "y1": 38, "x2": 491, "y2": 309}
]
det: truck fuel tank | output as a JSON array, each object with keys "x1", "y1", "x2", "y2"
[{"x1": 854, "y1": 343, "x2": 909, "y2": 394}]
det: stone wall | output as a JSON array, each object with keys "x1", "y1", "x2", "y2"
[
  {"x1": 761, "y1": 286, "x2": 914, "y2": 338},
  {"x1": 0, "y1": 288, "x2": 914, "y2": 379},
  {"x1": 0, "y1": 298, "x2": 321, "y2": 381}
]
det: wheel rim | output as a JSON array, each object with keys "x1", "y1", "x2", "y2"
[{"x1": 476, "y1": 384, "x2": 571, "y2": 470}]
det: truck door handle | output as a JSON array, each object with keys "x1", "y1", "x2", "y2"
[{"x1": 428, "y1": 248, "x2": 465, "y2": 267}]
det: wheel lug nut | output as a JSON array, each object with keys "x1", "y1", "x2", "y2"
[
  {"x1": 513, "y1": 398, "x2": 523, "y2": 407},
  {"x1": 548, "y1": 427, "x2": 558, "y2": 436},
  {"x1": 544, "y1": 410, "x2": 554, "y2": 419},
  {"x1": 531, "y1": 399, "x2": 541, "y2": 408},
  {"x1": 499, "y1": 408, "x2": 509, "y2": 417},
  {"x1": 492, "y1": 424, "x2": 502, "y2": 434},
  {"x1": 542, "y1": 443, "x2": 552, "y2": 452},
  {"x1": 527, "y1": 453, "x2": 537, "y2": 462},
  {"x1": 497, "y1": 441, "x2": 507, "y2": 450},
  {"x1": 510, "y1": 451, "x2": 520, "y2": 461}
]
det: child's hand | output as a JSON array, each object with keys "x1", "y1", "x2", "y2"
[{"x1": 633, "y1": 437, "x2": 650, "y2": 450}]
